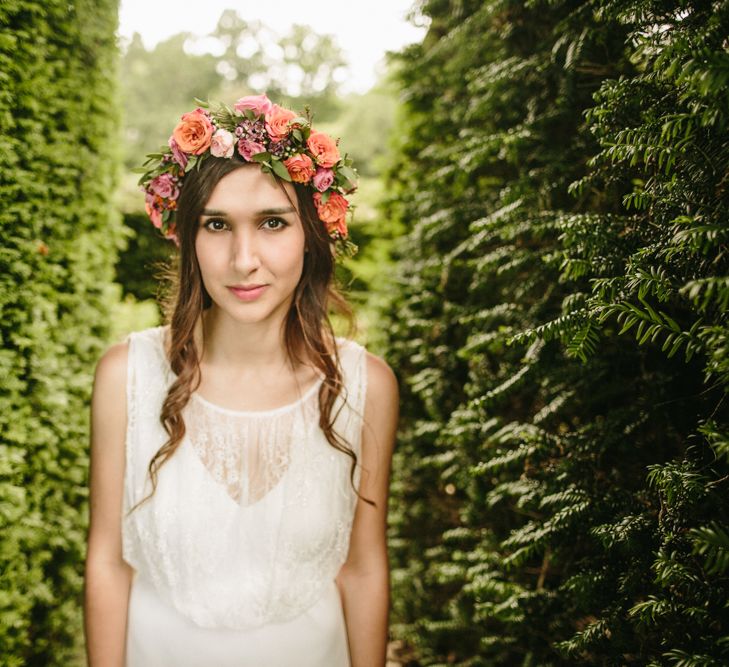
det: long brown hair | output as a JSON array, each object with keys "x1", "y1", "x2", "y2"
[{"x1": 127, "y1": 157, "x2": 373, "y2": 515}]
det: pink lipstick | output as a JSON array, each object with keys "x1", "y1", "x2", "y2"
[{"x1": 227, "y1": 284, "x2": 268, "y2": 302}]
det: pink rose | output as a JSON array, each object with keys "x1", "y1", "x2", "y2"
[
  {"x1": 284, "y1": 154, "x2": 316, "y2": 183},
  {"x1": 149, "y1": 173, "x2": 179, "y2": 200},
  {"x1": 265, "y1": 105, "x2": 297, "y2": 141},
  {"x1": 145, "y1": 200, "x2": 163, "y2": 229},
  {"x1": 172, "y1": 109, "x2": 214, "y2": 155},
  {"x1": 210, "y1": 128, "x2": 235, "y2": 158},
  {"x1": 234, "y1": 94, "x2": 273, "y2": 117},
  {"x1": 312, "y1": 167, "x2": 334, "y2": 192},
  {"x1": 307, "y1": 131, "x2": 340, "y2": 168},
  {"x1": 168, "y1": 136, "x2": 188, "y2": 168},
  {"x1": 237, "y1": 138, "x2": 266, "y2": 161},
  {"x1": 313, "y1": 191, "x2": 349, "y2": 237}
]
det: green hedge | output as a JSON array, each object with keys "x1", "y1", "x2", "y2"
[
  {"x1": 0, "y1": 1, "x2": 121, "y2": 664},
  {"x1": 385, "y1": 1, "x2": 728, "y2": 664},
  {"x1": 115, "y1": 211, "x2": 173, "y2": 306}
]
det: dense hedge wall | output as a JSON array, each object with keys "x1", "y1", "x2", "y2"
[
  {"x1": 0, "y1": 1, "x2": 121, "y2": 664},
  {"x1": 115, "y1": 211, "x2": 173, "y2": 307},
  {"x1": 385, "y1": 1, "x2": 728, "y2": 664}
]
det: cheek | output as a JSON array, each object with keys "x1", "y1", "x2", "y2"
[
  {"x1": 274, "y1": 231, "x2": 306, "y2": 279},
  {"x1": 277, "y1": 251, "x2": 304, "y2": 285},
  {"x1": 194, "y1": 236, "x2": 222, "y2": 280}
]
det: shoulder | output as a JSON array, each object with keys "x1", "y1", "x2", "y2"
[
  {"x1": 92, "y1": 324, "x2": 163, "y2": 394},
  {"x1": 94, "y1": 340, "x2": 129, "y2": 390},
  {"x1": 335, "y1": 338, "x2": 398, "y2": 396},
  {"x1": 364, "y1": 351, "x2": 398, "y2": 406},
  {"x1": 361, "y1": 352, "x2": 399, "y2": 472},
  {"x1": 91, "y1": 341, "x2": 130, "y2": 436}
]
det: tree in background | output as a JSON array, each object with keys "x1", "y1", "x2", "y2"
[
  {"x1": 120, "y1": 32, "x2": 222, "y2": 169},
  {"x1": 384, "y1": 0, "x2": 728, "y2": 664},
  {"x1": 120, "y1": 12, "x2": 350, "y2": 171},
  {"x1": 211, "y1": 10, "x2": 347, "y2": 112},
  {"x1": 0, "y1": 1, "x2": 123, "y2": 665}
]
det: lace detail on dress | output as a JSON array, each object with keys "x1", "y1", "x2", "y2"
[{"x1": 185, "y1": 383, "x2": 321, "y2": 506}]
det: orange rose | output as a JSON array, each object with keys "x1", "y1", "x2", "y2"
[
  {"x1": 172, "y1": 109, "x2": 213, "y2": 155},
  {"x1": 265, "y1": 104, "x2": 297, "y2": 141},
  {"x1": 313, "y1": 191, "x2": 349, "y2": 237},
  {"x1": 284, "y1": 154, "x2": 316, "y2": 183},
  {"x1": 307, "y1": 131, "x2": 340, "y2": 168}
]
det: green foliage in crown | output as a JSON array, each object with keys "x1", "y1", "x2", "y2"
[{"x1": 135, "y1": 93, "x2": 358, "y2": 259}]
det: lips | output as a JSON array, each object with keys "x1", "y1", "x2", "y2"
[{"x1": 227, "y1": 284, "x2": 268, "y2": 302}]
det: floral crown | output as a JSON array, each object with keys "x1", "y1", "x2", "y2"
[{"x1": 136, "y1": 93, "x2": 358, "y2": 257}]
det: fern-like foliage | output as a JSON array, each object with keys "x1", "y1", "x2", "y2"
[{"x1": 383, "y1": 0, "x2": 729, "y2": 664}]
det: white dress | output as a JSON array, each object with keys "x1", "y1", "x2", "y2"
[{"x1": 121, "y1": 325, "x2": 367, "y2": 666}]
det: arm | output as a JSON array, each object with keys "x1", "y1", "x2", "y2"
[
  {"x1": 336, "y1": 352, "x2": 399, "y2": 667},
  {"x1": 84, "y1": 342, "x2": 134, "y2": 667}
]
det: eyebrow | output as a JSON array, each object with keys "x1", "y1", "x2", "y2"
[{"x1": 201, "y1": 206, "x2": 296, "y2": 217}]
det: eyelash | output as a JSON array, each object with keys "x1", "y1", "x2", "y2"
[{"x1": 202, "y1": 217, "x2": 289, "y2": 232}]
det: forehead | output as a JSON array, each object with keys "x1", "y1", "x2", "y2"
[{"x1": 204, "y1": 165, "x2": 297, "y2": 213}]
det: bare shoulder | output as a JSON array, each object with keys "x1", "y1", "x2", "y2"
[
  {"x1": 365, "y1": 351, "x2": 399, "y2": 404},
  {"x1": 363, "y1": 351, "x2": 399, "y2": 443},
  {"x1": 93, "y1": 340, "x2": 129, "y2": 397},
  {"x1": 91, "y1": 340, "x2": 131, "y2": 433}
]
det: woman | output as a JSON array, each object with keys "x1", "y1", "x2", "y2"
[{"x1": 83, "y1": 94, "x2": 398, "y2": 666}]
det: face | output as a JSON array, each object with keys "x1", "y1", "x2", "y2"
[{"x1": 194, "y1": 165, "x2": 306, "y2": 327}]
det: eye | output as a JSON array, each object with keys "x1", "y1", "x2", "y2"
[
  {"x1": 261, "y1": 217, "x2": 289, "y2": 231},
  {"x1": 203, "y1": 218, "x2": 229, "y2": 232}
]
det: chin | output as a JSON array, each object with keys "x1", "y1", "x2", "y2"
[{"x1": 210, "y1": 288, "x2": 295, "y2": 326}]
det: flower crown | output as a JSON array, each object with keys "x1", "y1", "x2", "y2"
[{"x1": 136, "y1": 93, "x2": 358, "y2": 257}]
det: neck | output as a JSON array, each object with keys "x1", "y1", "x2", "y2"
[{"x1": 195, "y1": 306, "x2": 295, "y2": 374}]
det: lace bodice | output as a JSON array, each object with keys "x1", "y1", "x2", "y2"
[{"x1": 121, "y1": 326, "x2": 366, "y2": 629}]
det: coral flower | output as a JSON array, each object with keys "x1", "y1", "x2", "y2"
[
  {"x1": 307, "y1": 131, "x2": 340, "y2": 168},
  {"x1": 172, "y1": 109, "x2": 214, "y2": 155},
  {"x1": 265, "y1": 105, "x2": 297, "y2": 141},
  {"x1": 313, "y1": 191, "x2": 349, "y2": 237},
  {"x1": 284, "y1": 154, "x2": 316, "y2": 183}
]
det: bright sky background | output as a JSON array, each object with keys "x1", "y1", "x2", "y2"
[{"x1": 117, "y1": 0, "x2": 428, "y2": 94}]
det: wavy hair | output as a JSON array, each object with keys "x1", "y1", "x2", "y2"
[{"x1": 127, "y1": 157, "x2": 373, "y2": 515}]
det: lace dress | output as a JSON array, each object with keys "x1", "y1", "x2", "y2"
[{"x1": 121, "y1": 325, "x2": 367, "y2": 666}]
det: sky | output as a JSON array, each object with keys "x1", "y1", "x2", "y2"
[{"x1": 117, "y1": 0, "x2": 428, "y2": 94}]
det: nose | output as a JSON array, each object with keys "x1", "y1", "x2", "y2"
[{"x1": 231, "y1": 226, "x2": 261, "y2": 274}]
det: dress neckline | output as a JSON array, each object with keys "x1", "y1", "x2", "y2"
[
  {"x1": 152, "y1": 324, "x2": 325, "y2": 417},
  {"x1": 190, "y1": 376, "x2": 323, "y2": 418}
]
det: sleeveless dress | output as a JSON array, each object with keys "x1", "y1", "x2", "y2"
[{"x1": 121, "y1": 325, "x2": 367, "y2": 666}]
